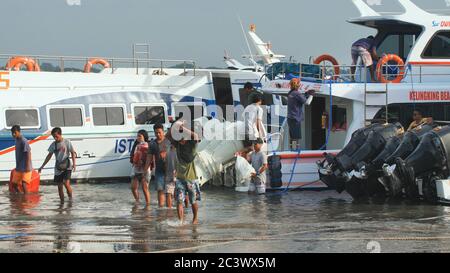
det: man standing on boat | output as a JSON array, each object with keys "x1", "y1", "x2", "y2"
[
  {"x1": 242, "y1": 94, "x2": 266, "y2": 149},
  {"x1": 167, "y1": 118, "x2": 200, "y2": 224},
  {"x1": 287, "y1": 78, "x2": 314, "y2": 150},
  {"x1": 350, "y1": 35, "x2": 379, "y2": 81},
  {"x1": 146, "y1": 123, "x2": 171, "y2": 208},
  {"x1": 242, "y1": 82, "x2": 262, "y2": 107},
  {"x1": 38, "y1": 127, "x2": 76, "y2": 203},
  {"x1": 11, "y1": 125, "x2": 32, "y2": 194}
]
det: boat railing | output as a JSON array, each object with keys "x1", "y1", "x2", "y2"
[
  {"x1": 264, "y1": 62, "x2": 450, "y2": 84},
  {"x1": 264, "y1": 62, "x2": 372, "y2": 83},
  {"x1": 0, "y1": 54, "x2": 196, "y2": 75}
]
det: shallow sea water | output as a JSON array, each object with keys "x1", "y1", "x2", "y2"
[{"x1": 1, "y1": 182, "x2": 450, "y2": 253}]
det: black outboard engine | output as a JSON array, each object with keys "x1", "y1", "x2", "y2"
[
  {"x1": 364, "y1": 134, "x2": 404, "y2": 174},
  {"x1": 393, "y1": 126, "x2": 450, "y2": 203},
  {"x1": 344, "y1": 134, "x2": 404, "y2": 200},
  {"x1": 378, "y1": 124, "x2": 436, "y2": 198},
  {"x1": 318, "y1": 123, "x2": 382, "y2": 192},
  {"x1": 384, "y1": 124, "x2": 436, "y2": 165},
  {"x1": 318, "y1": 123, "x2": 403, "y2": 193}
]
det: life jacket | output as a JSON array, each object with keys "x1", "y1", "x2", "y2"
[{"x1": 133, "y1": 142, "x2": 148, "y2": 167}]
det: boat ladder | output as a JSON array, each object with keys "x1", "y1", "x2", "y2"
[{"x1": 364, "y1": 82, "x2": 389, "y2": 126}]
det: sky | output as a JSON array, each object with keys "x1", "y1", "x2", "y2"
[{"x1": 0, "y1": 0, "x2": 448, "y2": 68}]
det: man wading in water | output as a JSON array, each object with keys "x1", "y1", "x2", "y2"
[
  {"x1": 11, "y1": 125, "x2": 32, "y2": 194},
  {"x1": 167, "y1": 117, "x2": 200, "y2": 224},
  {"x1": 145, "y1": 123, "x2": 171, "y2": 208},
  {"x1": 38, "y1": 127, "x2": 77, "y2": 203}
]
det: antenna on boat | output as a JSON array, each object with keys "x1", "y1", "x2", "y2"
[
  {"x1": 237, "y1": 15, "x2": 258, "y2": 68},
  {"x1": 352, "y1": 0, "x2": 380, "y2": 17}
]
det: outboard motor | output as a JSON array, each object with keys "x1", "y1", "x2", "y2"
[
  {"x1": 344, "y1": 134, "x2": 404, "y2": 200},
  {"x1": 364, "y1": 134, "x2": 404, "y2": 175},
  {"x1": 393, "y1": 126, "x2": 450, "y2": 203},
  {"x1": 379, "y1": 123, "x2": 436, "y2": 198},
  {"x1": 318, "y1": 123, "x2": 382, "y2": 192},
  {"x1": 318, "y1": 123, "x2": 403, "y2": 193},
  {"x1": 384, "y1": 124, "x2": 435, "y2": 165}
]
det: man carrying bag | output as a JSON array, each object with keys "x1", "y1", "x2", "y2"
[{"x1": 38, "y1": 127, "x2": 77, "y2": 203}]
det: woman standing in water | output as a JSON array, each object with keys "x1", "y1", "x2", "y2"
[{"x1": 130, "y1": 130, "x2": 150, "y2": 205}]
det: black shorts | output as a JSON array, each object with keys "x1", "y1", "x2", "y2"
[
  {"x1": 132, "y1": 173, "x2": 148, "y2": 182},
  {"x1": 54, "y1": 170, "x2": 72, "y2": 184},
  {"x1": 287, "y1": 118, "x2": 302, "y2": 140}
]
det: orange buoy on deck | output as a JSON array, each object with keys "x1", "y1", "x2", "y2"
[
  {"x1": 5, "y1": 56, "x2": 41, "y2": 72},
  {"x1": 313, "y1": 54, "x2": 340, "y2": 80},
  {"x1": 83, "y1": 58, "x2": 111, "y2": 73},
  {"x1": 9, "y1": 169, "x2": 40, "y2": 193},
  {"x1": 376, "y1": 54, "x2": 405, "y2": 83}
]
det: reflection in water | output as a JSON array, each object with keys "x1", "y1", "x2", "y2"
[
  {"x1": 7, "y1": 193, "x2": 42, "y2": 249},
  {"x1": 9, "y1": 193, "x2": 41, "y2": 216},
  {"x1": 1, "y1": 183, "x2": 450, "y2": 253},
  {"x1": 129, "y1": 204, "x2": 152, "y2": 252},
  {"x1": 53, "y1": 201, "x2": 73, "y2": 252}
]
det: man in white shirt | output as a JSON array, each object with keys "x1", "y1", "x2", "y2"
[{"x1": 242, "y1": 93, "x2": 266, "y2": 150}]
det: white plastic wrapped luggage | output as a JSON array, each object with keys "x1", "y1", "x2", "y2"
[{"x1": 235, "y1": 156, "x2": 255, "y2": 192}]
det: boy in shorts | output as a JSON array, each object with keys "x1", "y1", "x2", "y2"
[{"x1": 38, "y1": 127, "x2": 76, "y2": 202}]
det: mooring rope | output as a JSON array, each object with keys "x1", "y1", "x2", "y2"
[{"x1": 2, "y1": 227, "x2": 450, "y2": 245}]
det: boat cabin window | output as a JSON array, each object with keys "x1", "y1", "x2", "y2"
[
  {"x1": 49, "y1": 108, "x2": 83, "y2": 127},
  {"x1": 92, "y1": 107, "x2": 125, "y2": 126},
  {"x1": 5, "y1": 109, "x2": 40, "y2": 128},
  {"x1": 377, "y1": 34, "x2": 417, "y2": 61},
  {"x1": 239, "y1": 88, "x2": 250, "y2": 107},
  {"x1": 331, "y1": 105, "x2": 347, "y2": 131},
  {"x1": 239, "y1": 90, "x2": 273, "y2": 107},
  {"x1": 422, "y1": 31, "x2": 450, "y2": 59},
  {"x1": 134, "y1": 105, "x2": 166, "y2": 125},
  {"x1": 212, "y1": 75, "x2": 233, "y2": 111},
  {"x1": 373, "y1": 103, "x2": 450, "y2": 128},
  {"x1": 262, "y1": 93, "x2": 274, "y2": 106},
  {"x1": 173, "y1": 104, "x2": 204, "y2": 122}
]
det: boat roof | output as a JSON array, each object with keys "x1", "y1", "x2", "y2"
[{"x1": 349, "y1": 0, "x2": 450, "y2": 29}]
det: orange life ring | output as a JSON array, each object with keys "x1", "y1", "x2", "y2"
[
  {"x1": 5, "y1": 56, "x2": 40, "y2": 72},
  {"x1": 84, "y1": 58, "x2": 111, "y2": 73},
  {"x1": 313, "y1": 54, "x2": 340, "y2": 80},
  {"x1": 376, "y1": 54, "x2": 405, "y2": 83}
]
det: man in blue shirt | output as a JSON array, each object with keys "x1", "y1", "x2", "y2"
[
  {"x1": 287, "y1": 78, "x2": 314, "y2": 150},
  {"x1": 350, "y1": 35, "x2": 379, "y2": 81},
  {"x1": 11, "y1": 125, "x2": 32, "y2": 194}
]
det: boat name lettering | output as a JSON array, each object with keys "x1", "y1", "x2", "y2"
[
  {"x1": 114, "y1": 138, "x2": 135, "y2": 153},
  {"x1": 409, "y1": 91, "x2": 450, "y2": 101}
]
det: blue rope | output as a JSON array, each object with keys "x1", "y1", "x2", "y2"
[
  {"x1": 0, "y1": 233, "x2": 29, "y2": 240},
  {"x1": 407, "y1": 64, "x2": 416, "y2": 111}
]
